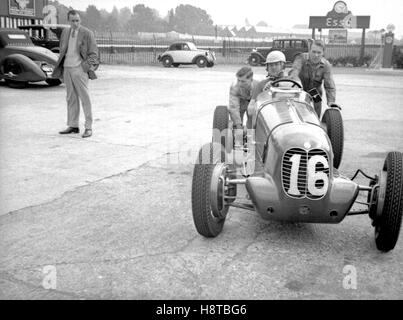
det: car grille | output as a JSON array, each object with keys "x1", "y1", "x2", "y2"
[{"x1": 282, "y1": 148, "x2": 330, "y2": 200}]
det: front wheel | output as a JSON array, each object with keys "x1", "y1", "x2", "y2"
[
  {"x1": 322, "y1": 108, "x2": 344, "y2": 169},
  {"x1": 173, "y1": 63, "x2": 180, "y2": 68},
  {"x1": 196, "y1": 57, "x2": 207, "y2": 68},
  {"x1": 192, "y1": 143, "x2": 234, "y2": 238},
  {"x1": 207, "y1": 61, "x2": 214, "y2": 68},
  {"x1": 374, "y1": 152, "x2": 403, "y2": 252}
]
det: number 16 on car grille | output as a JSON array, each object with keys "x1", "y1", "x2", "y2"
[{"x1": 282, "y1": 148, "x2": 330, "y2": 200}]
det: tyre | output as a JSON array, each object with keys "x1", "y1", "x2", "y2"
[
  {"x1": 162, "y1": 56, "x2": 173, "y2": 67},
  {"x1": 322, "y1": 108, "x2": 344, "y2": 169},
  {"x1": 5, "y1": 79, "x2": 27, "y2": 89},
  {"x1": 248, "y1": 55, "x2": 261, "y2": 66},
  {"x1": 207, "y1": 61, "x2": 214, "y2": 68},
  {"x1": 46, "y1": 79, "x2": 62, "y2": 86},
  {"x1": 212, "y1": 106, "x2": 232, "y2": 157},
  {"x1": 192, "y1": 143, "x2": 231, "y2": 237},
  {"x1": 173, "y1": 63, "x2": 180, "y2": 68},
  {"x1": 196, "y1": 56, "x2": 207, "y2": 68},
  {"x1": 374, "y1": 152, "x2": 403, "y2": 252}
]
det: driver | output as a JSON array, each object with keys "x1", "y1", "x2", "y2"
[{"x1": 247, "y1": 51, "x2": 290, "y2": 126}]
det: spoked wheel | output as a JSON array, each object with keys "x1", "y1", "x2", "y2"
[
  {"x1": 191, "y1": 143, "x2": 236, "y2": 238},
  {"x1": 322, "y1": 108, "x2": 344, "y2": 169},
  {"x1": 373, "y1": 152, "x2": 403, "y2": 252},
  {"x1": 212, "y1": 105, "x2": 233, "y2": 158}
]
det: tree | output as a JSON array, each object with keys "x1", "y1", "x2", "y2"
[
  {"x1": 126, "y1": 4, "x2": 167, "y2": 32},
  {"x1": 83, "y1": 5, "x2": 102, "y2": 31},
  {"x1": 104, "y1": 6, "x2": 119, "y2": 31},
  {"x1": 118, "y1": 7, "x2": 132, "y2": 29},
  {"x1": 171, "y1": 4, "x2": 214, "y2": 35}
]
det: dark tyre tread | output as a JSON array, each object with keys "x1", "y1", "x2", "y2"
[
  {"x1": 323, "y1": 108, "x2": 344, "y2": 169},
  {"x1": 212, "y1": 106, "x2": 230, "y2": 152},
  {"x1": 375, "y1": 152, "x2": 403, "y2": 252},
  {"x1": 191, "y1": 143, "x2": 226, "y2": 237}
]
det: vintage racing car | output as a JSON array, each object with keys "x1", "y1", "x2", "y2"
[
  {"x1": 158, "y1": 42, "x2": 215, "y2": 68},
  {"x1": 0, "y1": 29, "x2": 61, "y2": 88},
  {"x1": 191, "y1": 79, "x2": 402, "y2": 252}
]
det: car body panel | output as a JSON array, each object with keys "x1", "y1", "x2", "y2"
[{"x1": 0, "y1": 29, "x2": 59, "y2": 83}]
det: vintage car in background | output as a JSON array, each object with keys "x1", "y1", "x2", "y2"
[
  {"x1": 18, "y1": 24, "x2": 68, "y2": 53},
  {"x1": 248, "y1": 38, "x2": 310, "y2": 66},
  {"x1": 192, "y1": 79, "x2": 403, "y2": 252},
  {"x1": 0, "y1": 29, "x2": 61, "y2": 88},
  {"x1": 158, "y1": 42, "x2": 216, "y2": 68}
]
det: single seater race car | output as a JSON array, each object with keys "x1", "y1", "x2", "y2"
[
  {"x1": 0, "y1": 29, "x2": 61, "y2": 88},
  {"x1": 191, "y1": 79, "x2": 402, "y2": 252},
  {"x1": 158, "y1": 42, "x2": 216, "y2": 68}
]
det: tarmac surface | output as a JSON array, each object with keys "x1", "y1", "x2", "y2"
[{"x1": 0, "y1": 65, "x2": 402, "y2": 299}]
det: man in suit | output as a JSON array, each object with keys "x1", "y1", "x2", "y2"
[{"x1": 53, "y1": 10, "x2": 99, "y2": 138}]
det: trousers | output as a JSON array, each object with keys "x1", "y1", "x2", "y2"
[{"x1": 63, "y1": 66, "x2": 93, "y2": 130}]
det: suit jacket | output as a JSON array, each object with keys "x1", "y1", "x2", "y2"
[{"x1": 52, "y1": 26, "x2": 99, "y2": 79}]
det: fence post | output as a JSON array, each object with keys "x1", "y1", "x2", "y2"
[
  {"x1": 153, "y1": 34, "x2": 157, "y2": 64},
  {"x1": 359, "y1": 28, "x2": 366, "y2": 66}
]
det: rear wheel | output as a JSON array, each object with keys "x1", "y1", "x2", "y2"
[
  {"x1": 248, "y1": 55, "x2": 261, "y2": 66},
  {"x1": 162, "y1": 56, "x2": 173, "y2": 67},
  {"x1": 322, "y1": 108, "x2": 344, "y2": 169},
  {"x1": 212, "y1": 106, "x2": 232, "y2": 157},
  {"x1": 196, "y1": 56, "x2": 207, "y2": 68},
  {"x1": 374, "y1": 152, "x2": 403, "y2": 252},
  {"x1": 192, "y1": 143, "x2": 235, "y2": 237}
]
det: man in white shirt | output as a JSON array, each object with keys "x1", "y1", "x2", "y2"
[{"x1": 53, "y1": 10, "x2": 99, "y2": 138}]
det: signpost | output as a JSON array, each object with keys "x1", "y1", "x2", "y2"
[{"x1": 309, "y1": 1, "x2": 371, "y2": 65}]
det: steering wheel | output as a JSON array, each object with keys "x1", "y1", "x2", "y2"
[{"x1": 271, "y1": 78, "x2": 302, "y2": 89}]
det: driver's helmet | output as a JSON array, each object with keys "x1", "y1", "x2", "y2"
[{"x1": 265, "y1": 51, "x2": 286, "y2": 64}]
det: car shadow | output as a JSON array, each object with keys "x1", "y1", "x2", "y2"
[{"x1": 0, "y1": 80, "x2": 64, "y2": 90}]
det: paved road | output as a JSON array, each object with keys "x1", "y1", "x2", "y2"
[{"x1": 0, "y1": 65, "x2": 402, "y2": 299}]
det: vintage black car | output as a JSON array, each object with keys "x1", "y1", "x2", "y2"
[
  {"x1": 248, "y1": 38, "x2": 310, "y2": 66},
  {"x1": 192, "y1": 79, "x2": 402, "y2": 252},
  {"x1": 0, "y1": 29, "x2": 61, "y2": 88},
  {"x1": 18, "y1": 24, "x2": 68, "y2": 53}
]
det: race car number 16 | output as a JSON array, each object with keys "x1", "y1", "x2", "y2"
[{"x1": 288, "y1": 154, "x2": 329, "y2": 196}]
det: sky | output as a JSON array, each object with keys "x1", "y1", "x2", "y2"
[{"x1": 56, "y1": 0, "x2": 403, "y2": 37}]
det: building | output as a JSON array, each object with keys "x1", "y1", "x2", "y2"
[{"x1": 1, "y1": 0, "x2": 46, "y2": 29}]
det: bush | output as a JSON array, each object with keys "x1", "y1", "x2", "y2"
[{"x1": 328, "y1": 54, "x2": 373, "y2": 67}]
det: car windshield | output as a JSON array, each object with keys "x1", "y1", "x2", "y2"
[
  {"x1": 187, "y1": 43, "x2": 197, "y2": 50},
  {"x1": 1, "y1": 32, "x2": 33, "y2": 46}
]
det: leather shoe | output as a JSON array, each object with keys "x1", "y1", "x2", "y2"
[
  {"x1": 59, "y1": 127, "x2": 79, "y2": 134},
  {"x1": 82, "y1": 129, "x2": 92, "y2": 138}
]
